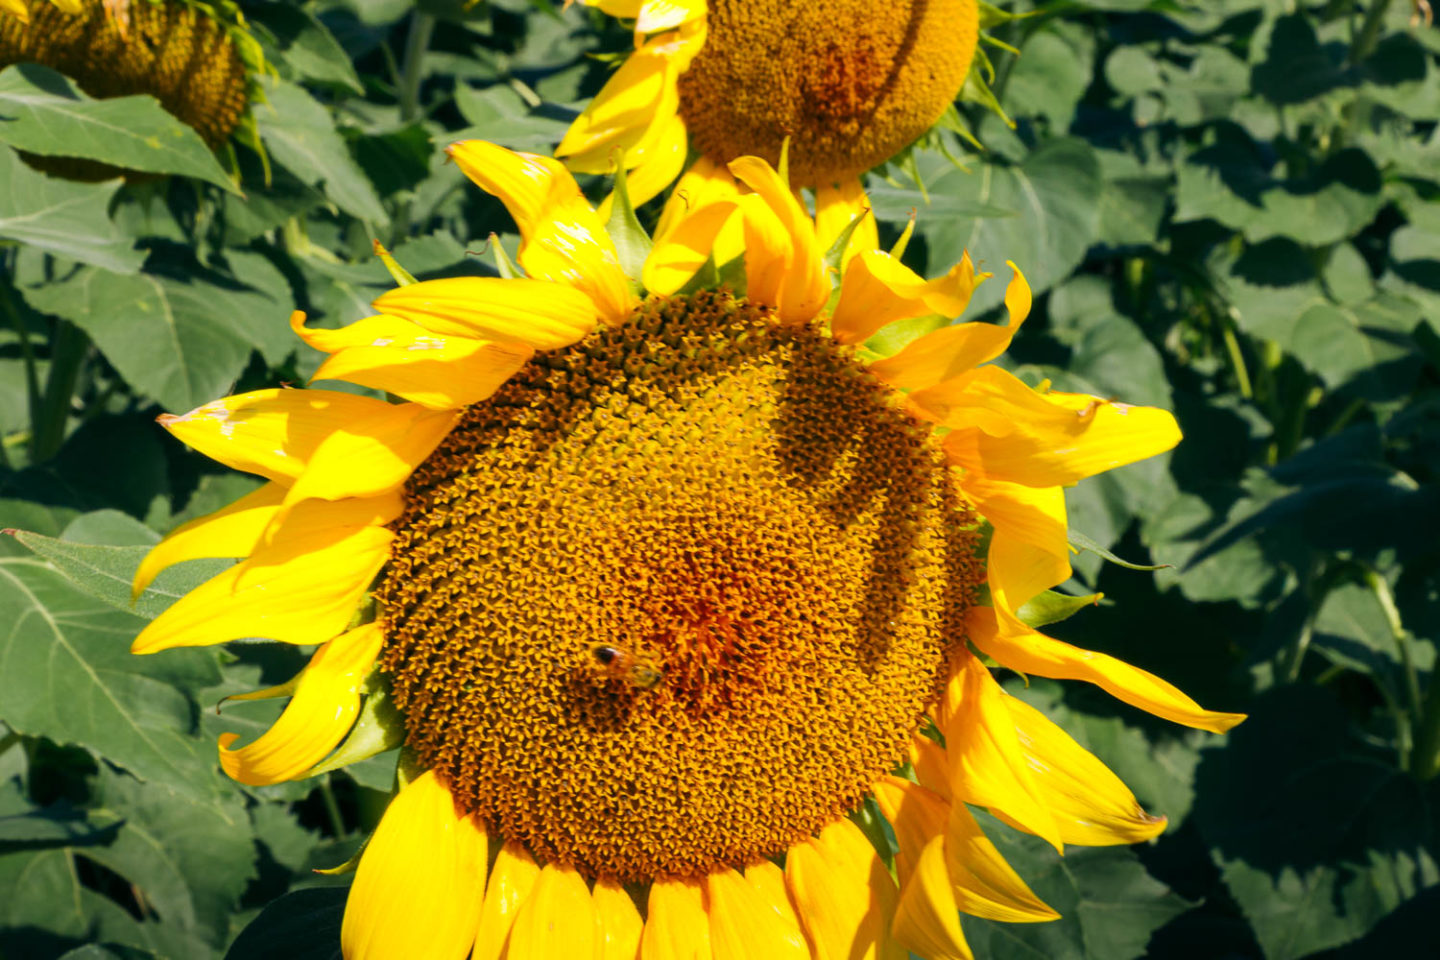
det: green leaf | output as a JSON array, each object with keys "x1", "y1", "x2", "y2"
[
  {"x1": 252, "y1": 6, "x2": 365, "y2": 95},
  {"x1": 452, "y1": 83, "x2": 573, "y2": 154},
  {"x1": 21, "y1": 266, "x2": 280, "y2": 414},
  {"x1": 0, "y1": 798, "x2": 121, "y2": 849},
  {"x1": 1251, "y1": 13, "x2": 1354, "y2": 107},
  {"x1": 0, "y1": 65, "x2": 238, "y2": 193},
  {"x1": 7, "y1": 523, "x2": 231, "y2": 622},
  {"x1": 1194, "y1": 687, "x2": 1438, "y2": 959},
  {"x1": 224, "y1": 886, "x2": 345, "y2": 960},
  {"x1": 0, "y1": 147, "x2": 143, "y2": 274},
  {"x1": 86, "y1": 767, "x2": 256, "y2": 947},
  {"x1": 1002, "y1": 23, "x2": 1095, "y2": 131},
  {"x1": 959, "y1": 812, "x2": 1191, "y2": 959},
  {"x1": 256, "y1": 79, "x2": 387, "y2": 224},
  {"x1": 918, "y1": 138, "x2": 1102, "y2": 315},
  {"x1": 1016, "y1": 589, "x2": 1104, "y2": 628},
  {"x1": 0, "y1": 557, "x2": 225, "y2": 797}
]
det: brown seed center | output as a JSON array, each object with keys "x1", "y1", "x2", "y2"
[{"x1": 376, "y1": 292, "x2": 982, "y2": 881}]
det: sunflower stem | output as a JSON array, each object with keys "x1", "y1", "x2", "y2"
[
  {"x1": 1412, "y1": 676, "x2": 1440, "y2": 780},
  {"x1": 0, "y1": 270, "x2": 42, "y2": 441},
  {"x1": 1363, "y1": 568, "x2": 1423, "y2": 724},
  {"x1": 32, "y1": 320, "x2": 89, "y2": 463},
  {"x1": 390, "y1": 11, "x2": 436, "y2": 245},
  {"x1": 319, "y1": 774, "x2": 347, "y2": 837}
]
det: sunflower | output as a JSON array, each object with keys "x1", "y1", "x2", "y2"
[
  {"x1": 130, "y1": 140, "x2": 1242, "y2": 959},
  {"x1": 0, "y1": 0, "x2": 262, "y2": 178},
  {"x1": 556, "y1": 0, "x2": 988, "y2": 264}
]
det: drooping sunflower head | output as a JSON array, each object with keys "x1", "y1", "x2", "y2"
[
  {"x1": 130, "y1": 141, "x2": 1242, "y2": 958},
  {"x1": 676, "y1": 0, "x2": 977, "y2": 186},
  {"x1": 557, "y1": 0, "x2": 995, "y2": 228},
  {"x1": 0, "y1": 0, "x2": 261, "y2": 177}
]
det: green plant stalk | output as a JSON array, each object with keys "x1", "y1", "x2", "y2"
[
  {"x1": 1412, "y1": 677, "x2": 1440, "y2": 780},
  {"x1": 0, "y1": 272, "x2": 42, "y2": 427},
  {"x1": 392, "y1": 11, "x2": 437, "y2": 245},
  {"x1": 1350, "y1": 0, "x2": 1395, "y2": 64},
  {"x1": 31, "y1": 321, "x2": 89, "y2": 463},
  {"x1": 1220, "y1": 317, "x2": 1254, "y2": 400},
  {"x1": 1364, "y1": 568, "x2": 1423, "y2": 721}
]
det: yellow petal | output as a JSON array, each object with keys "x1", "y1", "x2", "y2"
[
  {"x1": 1002, "y1": 695, "x2": 1167, "y2": 845},
  {"x1": 908, "y1": 734, "x2": 952, "y2": 801},
  {"x1": 557, "y1": 34, "x2": 681, "y2": 173},
  {"x1": 925, "y1": 367, "x2": 1183, "y2": 488},
  {"x1": 785, "y1": 819, "x2": 904, "y2": 960},
  {"x1": 641, "y1": 878, "x2": 711, "y2": 960},
  {"x1": 891, "y1": 836, "x2": 973, "y2": 960},
  {"x1": 729, "y1": 156, "x2": 830, "y2": 323},
  {"x1": 0, "y1": 0, "x2": 30, "y2": 23},
  {"x1": 282, "y1": 403, "x2": 457, "y2": 507},
  {"x1": 218, "y1": 622, "x2": 383, "y2": 785},
  {"x1": 960, "y1": 474, "x2": 1070, "y2": 609},
  {"x1": 635, "y1": 0, "x2": 706, "y2": 32},
  {"x1": 593, "y1": 878, "x2": 644, "y2": 960},
  {"x1": 871, "y1": 777, "x2": 1055, "y2": 925},
  {"x1": 340, "y1": 770, "x2": 488, "y2": 960},
  {"x1": 814, "y1": 177, "x2": 878, "y2": 269},
  {"x1": 293, "y1": 311, "x2": 533, "y2": 410},
  {"x1": 158, "y1": 389, "x2": 392, "y2": 483},
  {"x1": 621, "y1": 112, "x2": 689, "y2": 209},
  {"x1": 652, "y1": 157, "x2": 744, "y2": 269},
  {"x1": 243, "y1": 493, "x2": 403, "y2": 579},
  {"x1": 743, "y1": 862, "x2": 809, "y2": 952},
  {"x1": 372, "y1": 277, "x2": 598, "y2": 351},
  {"x1": 474, "y1": 843, "x2": 542, "y2": 960},
  {"x1": 447, "y1": 141, "x2": 634, "y2": 324},
  {"x1": 831, "y1": 250, "x2": 979, "y2": 346},
  {"x1": 507, "y1": 863, "x2": 596, "y2": 958},
  {"x1": 643, "y1": 198, "x2": 740, "y2": 295},
  {"x1": 944, "y1": 801, "x2": 1059, "y2": 924},
  {"x1": 130, "y1": 523, "x2": 392, "y2": 654},
  {"x1": 939, "y1": 653, "x2": 1062, "y2": 851},
  {"x1": 708, "y1": 868, "x2": 811, "y2": 960},
  {"x1": 132, "y1": 481, "x2": 285, "y2": 599},
  {"x1": 971, "y1": 606, "x2": 1247, "y2": 734},
  {"x1": 867, "y1": 264, "x2": 1029, "y2": 391}
]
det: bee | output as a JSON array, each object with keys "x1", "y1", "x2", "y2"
[{"x1": 589, "y1": 643, "x2": 663, "y2": 690}]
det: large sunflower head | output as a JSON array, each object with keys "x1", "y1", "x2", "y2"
[
  {"x1": 0, "y1": 0, "x2": 262, "y2": 178},
  {"x1": 131, "y1": 141, "x2": 1243, "y2": 958}
]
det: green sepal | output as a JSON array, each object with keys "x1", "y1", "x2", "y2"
[
  {"x1": 312, "y1": 834, "x2": 366, "y2": 876},
  {"x1": 676, "y1": 253, "x2": 721, "y2": 297},
  {"x1": 604, "y1": 156, "x2": 653, "y2": 291},
  {"x1": 305, "y1": 671, "x2": 406, "y2": 779},
  {"x1": 823, "y1": 211, "x2": 870, "y2": 275},
  {"x1": 716, "y1": 252, "x2": 747, "y2": 297},
  {"x1": 1068, "y1": 529, "x2": 1170, "y2": 571},
  {"x1": 217, "y1": 675, "x2": 301, "y2": 710},
  {"x1": 372, "y1": 240, "x2": 417, "y2": 286},
  {"x1": 489, "y1": 233, "x2": 521, "y2": 279},
  {"x1": 1016, "y1": 589, "x2": 1105, "y2": 629}
]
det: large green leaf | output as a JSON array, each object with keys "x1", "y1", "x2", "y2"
[
  {"x1": 0, "y1": 557, "x2": 224, "y2": 798},
  {"x1": 85, "y1": 768, "x2": 256, "y2": 948},
  {"x1": 0, "y1": 65, "x2": 236, "y2": 193},
  {"x1": 959, "y1": 813, "x2": 1191, "y2": 959},
  {"x1": 9, "y1": 519, "x2": 231, "y2": 622},
  {"x1": 256, "y1": 79, "x2": 387, "y2": 224},
  {"x1": 0, "y1": 146, "x2": 143, "y2": 273},
  {"x1": 1193, "y1": 687, "x2": 1438, "y2": 960},
  {"x1": 22, "y1": 267, "x2": 280, "y2": 413},
  {"x1": 224, "y1": 887, "x2": 345, "y2": 960},
  {"x1": 919, "y1": 138, "x2": 1102, "y2": 315}
]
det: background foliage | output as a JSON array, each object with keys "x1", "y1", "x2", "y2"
[{"x1": 1, "y1": 0, "x2": 1438, "y2": 957}]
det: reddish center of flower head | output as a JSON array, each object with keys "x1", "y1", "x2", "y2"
[
  {"x1": 675, "y1": 0, "x2": 980, "y2": 186},
  {"x1": 376, "y1": 291, "x2": 983, "y2": 882}
]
